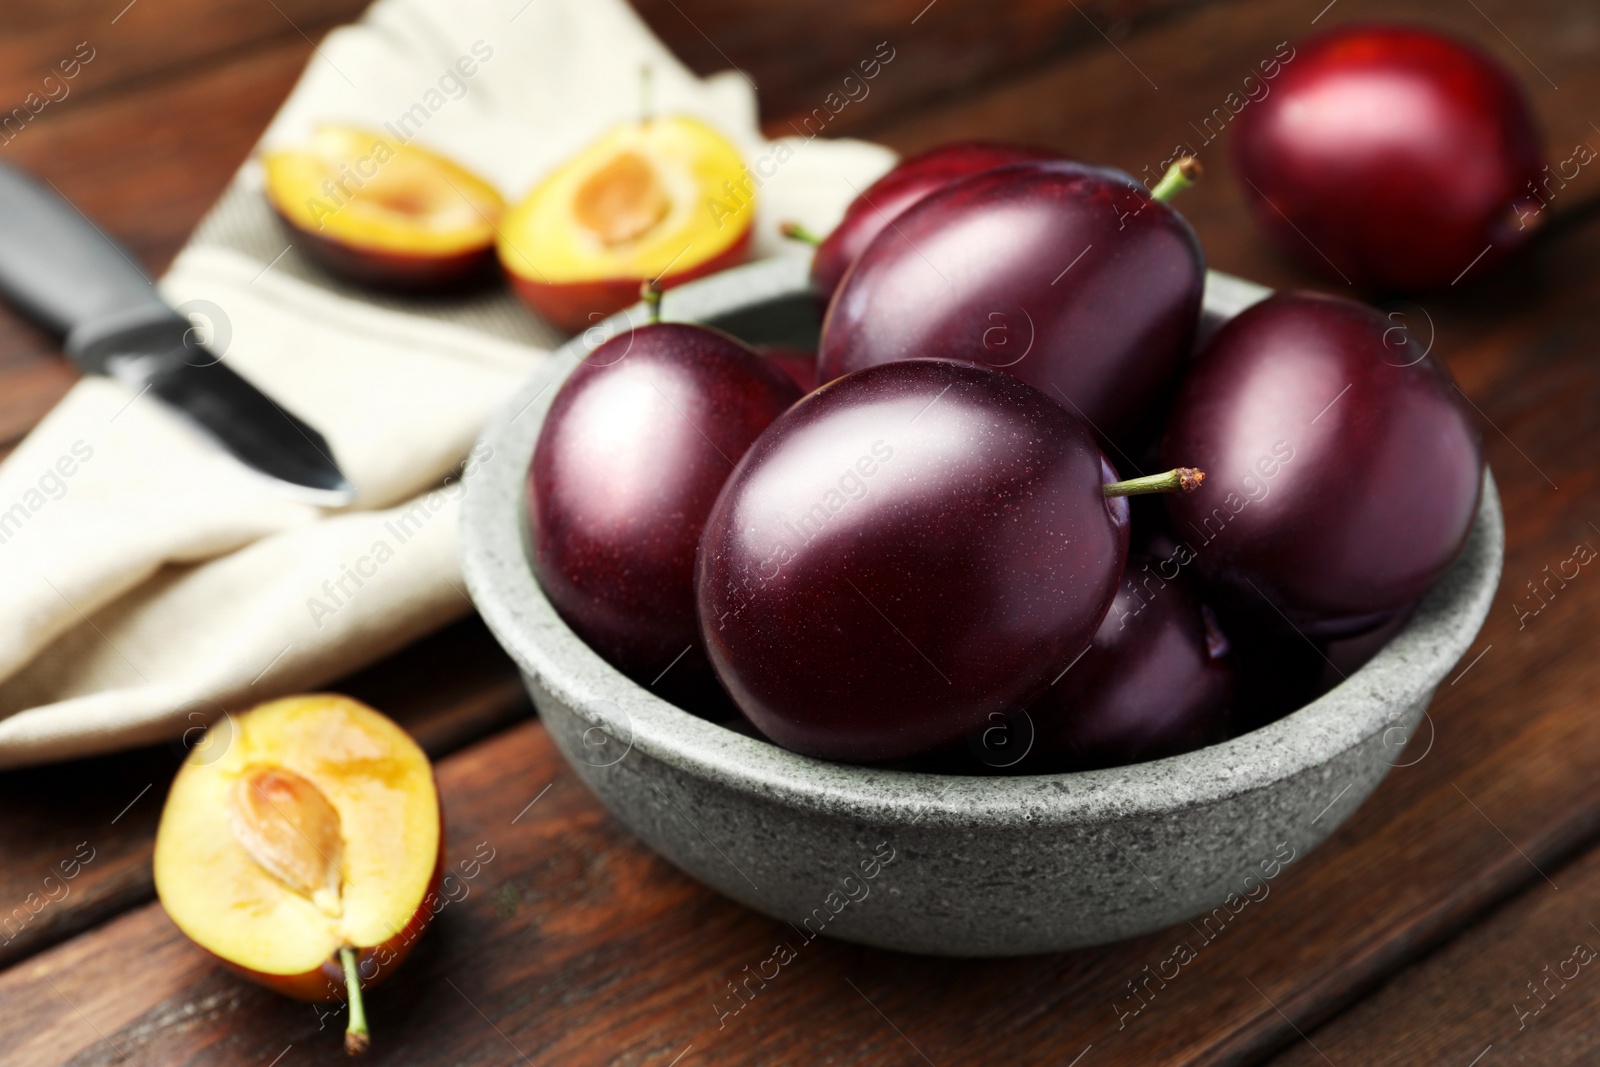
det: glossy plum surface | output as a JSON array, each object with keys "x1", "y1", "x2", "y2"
[
  {"x1": 1016, "y1": 556, "x2": 1234, "y2": 771},
  {"x1": 1233, "y1": 24, "x2": 1542, "y2": 292},
  {"x1": 811, "y1": 142, "x2": 1056, "y2": 299},
  {"x1": 1160, "y1": 291, "x2": 1482, "y2": 636},
  {"x1": 529, "y1": 323, "x2": 800, "y2": 688},
  {"x1": 697, "y1": 359, "x2": 1129, "y2": 763},
  {"x1": 818, "y1": 161, "x2": 1204, "y2": 450}
]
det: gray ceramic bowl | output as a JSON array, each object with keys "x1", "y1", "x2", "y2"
[{"x1": 461, "y1": 256, "x2": 1502, "y2": 956}]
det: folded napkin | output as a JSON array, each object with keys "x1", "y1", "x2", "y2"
[{"x1": 0, "y1": 0, "x2": 893, "y2": 768}]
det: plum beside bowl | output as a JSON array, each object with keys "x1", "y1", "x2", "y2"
[{"x1": 460, "y1": 255, "x2": 1502, "y2": 957}]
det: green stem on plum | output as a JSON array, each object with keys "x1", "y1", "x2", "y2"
[
  {"x1": 640, "y1": 279, "x2": 664, "y2": 323},
  {"x1": 639, "y1": 64, "x2": 654, "y2": 125},
  {"x1": 1149, "y1": 157, "x2": 1202, "y2": 203},
  {"x1": 779, "y1": 221, "x2": 823, "y2": 246},
  {"x1": 1104, "y1": 467, "x2": 1206, "y2": 497},
  {"x1": 340, "y1": 946, "x2": 370, "y2": 1056}
]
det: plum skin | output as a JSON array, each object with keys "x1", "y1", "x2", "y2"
[
  {"x1": 811, "y1": 141, "x2": 1058, "y2": 299},
  {"x1": 818, "y1": 161, "x2": 1204, "y2": 452},
  {"x1": 696, "y1": 358, "x2": 1129, "y2": 764},
  {"x1": 1232, "y1": 23, "x2": 1543, "y2": 292},
  {"x1": 529, "y1": 323, "x2": 800, "y2": 686},
  {"x1": 1160, "y1": 291, "x2": 1483, "y2": 636},
  {"x1": 1020, "y1": 557, "x2": 1234, "y2": 772}
]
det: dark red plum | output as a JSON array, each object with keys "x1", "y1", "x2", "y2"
[
  {"x1": 1160, "y1": 291, "x2": 1482, "y2": 636},
  {"x1": 529, "y1": 323, "x2": 801, "y2": 689},
  {"x1": 1011, "y1": 556, "x2": 1234, "y2": 772},
  {"x1": 696, "y1": 359, "x2": 1131, "y2": 764},
  {"x1": 818, "y1": 161, "x2": 1205, "y2": 449},
  {"x1": 809, "y1": 142, "x2": 1057, "y2": 299},
  {"x1": 1233, "y1": 24, "x2": 1543, "y2": 292}
]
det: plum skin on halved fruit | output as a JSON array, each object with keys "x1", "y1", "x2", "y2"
[
  {"x1": 263, "y1": 125, "x2": 505, "y2": 292},
  {"x1": 1160, "y1": 291, "x2": 1483, "y2": 637},
  {"x1": 818, "y1": 160, "x2": 1205, "y2": 453},
  {"x1": 696, "y1": 358, "x2": 1130, "y2": 764},
  {"x1": 529, "y1": 322, "x2": 801, "y2": 695}
]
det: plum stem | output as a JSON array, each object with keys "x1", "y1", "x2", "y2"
[
  {"x1": 1149, "y1": 157, "x2": 1202, "y2": 203},
  {"x1": 640, "y1": 279, "x2": 663, "y2": 323},
  {"x1": 340, "y1": 946, "x2": 370, "y2": 1056},
  {"x1": 1104, "y1": 467, "x2": 1205, "y2": 497},
  {"x1": 779, "y1": 221, "x2": 823, "y2": 246},
  {"x1": 639, "y1": 64, "x2": 653, "y2": 125}
]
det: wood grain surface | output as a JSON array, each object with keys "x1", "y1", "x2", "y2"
[
  {"x1": 1271, "y1": 832, "x2": 1600, "y2": 1066},
  {"x1": 1, "y1": 0, "x2": 1598, "y2": 1064}
]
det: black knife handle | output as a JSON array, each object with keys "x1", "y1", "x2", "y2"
[{"x1": 0, "y1": 162, "x2": 171, "y2": 342}]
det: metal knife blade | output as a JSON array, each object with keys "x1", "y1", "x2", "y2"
[
  {"x1": 108, "y1": 345, "x2": 355, "y2": 506},
  {"x1": 0, "y1": 162, "x2": 354, "y2": 504}
]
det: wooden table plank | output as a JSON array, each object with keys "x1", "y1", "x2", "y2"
[
  {"x1": 4, "y1": 718, "x2": 1132, "y2": 1067},
  {"x1": 632, "y1": 0, "x2": 1233, "y2": 140},
  {"x1": 0, "y1": 39, "x2": 325, "y2": 279},
  {"x1": 0, "y1": 0, "x2": 368, "y2": 114},
  {"x1": 1269, "y1": 839, "x2": 1600, "y2": 1066},
  {"x1": 0, "y1": 618, "x2": 529, "y2": 973}
]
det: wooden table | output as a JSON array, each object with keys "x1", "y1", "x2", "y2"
[{"x1": 2, "y1": 1, "x2": 1597, "y2": 1063}]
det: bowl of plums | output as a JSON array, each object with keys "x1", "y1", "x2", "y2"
[{"x1": 461, "y1": 142, "x2": 1502, "y2": 956}]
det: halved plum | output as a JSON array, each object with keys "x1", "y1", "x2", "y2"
[
  {"x1": 264, "y1": 125, "x2": 504, "y2": 291},
  {"x1": 499, "y1": 115, "x2": 754, "y2": 334}
]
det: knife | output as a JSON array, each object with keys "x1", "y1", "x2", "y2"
[{"x1": 0, "y1": 163, "x2": 355, "y2": 505}]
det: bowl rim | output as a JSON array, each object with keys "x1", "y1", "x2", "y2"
[{"x1": 460, "y1": 255, "x2": 1504, "y2": 829}]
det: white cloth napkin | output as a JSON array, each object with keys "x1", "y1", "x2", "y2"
[{"x1": 0, "y1": 0, "x2": 893, "y2": 768}]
